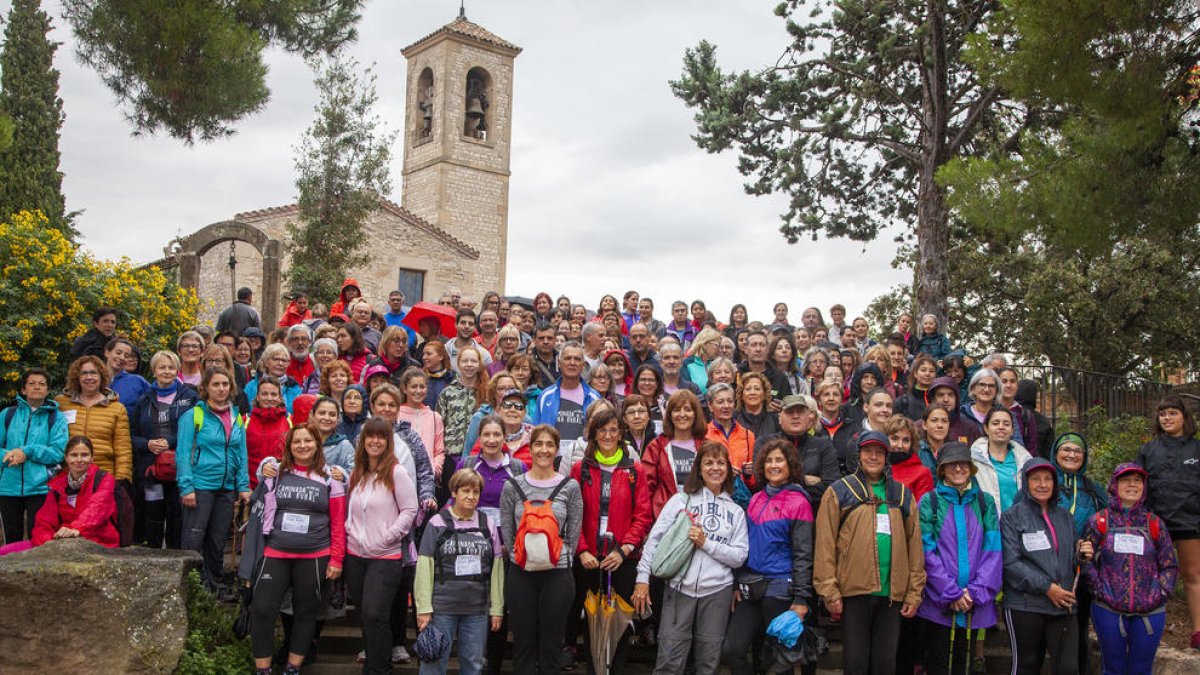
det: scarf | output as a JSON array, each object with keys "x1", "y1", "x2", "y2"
[
  {"x1": 66, "y1": 471, "x2": 87, "y2": 494},
  {"x1": 595, "y1": 446, "x2": 623, "y2": 467},
  {"x1": 150, "y1": 379, "x2": 180, "y2": 398}
]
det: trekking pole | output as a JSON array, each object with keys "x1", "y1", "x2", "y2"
[
  {"x1": 964, "y1": 610, "x2": 974, "y2": 675},
  {"x1": 948, "y1": 611, "x2": 957, "y2": 674}
]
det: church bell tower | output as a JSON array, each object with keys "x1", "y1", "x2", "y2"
[{"x1": 400, "y1": 10, "x2": 521, "y2": 294}]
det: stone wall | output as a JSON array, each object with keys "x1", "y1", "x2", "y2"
[{"x1": 195, "y1": 239, "x2": 265, "y2": 326}]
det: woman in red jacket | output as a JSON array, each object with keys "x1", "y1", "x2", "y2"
[
  {"x1": 245, "y1": 377, "x2": 291, "y2": 489},
  {"x1": 564, "y1": 404, "x2": 653, "y2": 671},
  {"x1": 642, "y1": 390, "x2": 709, "y2": 521},
  {"x1": 32, "y1": 436, "x2": 119, "y2": 548}
]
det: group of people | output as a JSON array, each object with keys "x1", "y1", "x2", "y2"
[{"x1": 0, "y1": 286, "x2": 1194, "y2": 675}]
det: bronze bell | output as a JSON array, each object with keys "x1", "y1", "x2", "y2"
[{"x1": 465, "y1": 97, "x2": 485, "y2": 119}]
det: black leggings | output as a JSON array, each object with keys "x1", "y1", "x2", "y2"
[
  {"x1": 1005, "y1": 607, "x2": 1078, "y2": 675},
  {"x1": 345, "y1": 555, "x2": 405, "y2": 674},
  {"x1": 250, "y1": 556, "x2": 329, "y2": 659},
  {"x1": 722, "y1": 594, "x2": 818, "y2": 675},
  {"x1": 507, "y1": 566, "x2": 574, "y2": 674},
  {"x1": 390, "y1": 563, "x2": 414, "y2": 646},
  {"x1": 841, "y1": 595, "x2": 902, "y2": 675},
  {"x1": 142, "y1": 482, "x2": 182, "y2": 549},
  {"x1": 0, "y1": 494, "x2": 45, "y2": 545}
]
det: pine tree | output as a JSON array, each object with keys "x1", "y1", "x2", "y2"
[
  {"x1": 0, "y1": 0, "x2": 72, "y2": 239},
  {"x1": 287, "y1": 57, "x2": 394, "y2": 303}
]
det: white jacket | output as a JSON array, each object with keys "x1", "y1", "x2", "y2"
[
  {"x1": 970, "y1": 436, "x2": 1032, "y2": 514},
  {"x1": 637, "y1": 486, "x2": 748, "y2": 598}
]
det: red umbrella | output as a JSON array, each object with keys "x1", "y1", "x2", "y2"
[{"x1": 402, "y1": 301, "x2": 457, "y2": 339}]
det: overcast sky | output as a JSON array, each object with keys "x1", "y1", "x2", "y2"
[{"x1": 7, "y1": 0, "x2": 910, "y2": 325}]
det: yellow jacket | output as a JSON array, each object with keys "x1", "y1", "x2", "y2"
[{"x1": 55, "y1": 392, "x2": 132, "y2": 482}]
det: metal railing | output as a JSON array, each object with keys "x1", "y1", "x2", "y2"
[{"x1": 1014, "y1": 364, "x2": 1182, "y2": 429}]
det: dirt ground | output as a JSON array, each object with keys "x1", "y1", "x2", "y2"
[{"x1": 1159, "y1": 587, "x2": 1193, "y2": 650}]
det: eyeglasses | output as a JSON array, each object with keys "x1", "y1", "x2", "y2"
[
  {"x1": 974, "y1": 383, "x2": 997, "y2": 390},
  {"x1": 180, "y1": 343, "x2": 202, "y2": 350},
  {"x1": 596, "y1": 427, "x2": 621, "y2": 437},
  {"x1": 203, "y1": 359, "x2": 225, "y2": 366},
  {"x1": 1058, "y1": 447, "x2": 1085, "y2": 455},
  {"x1": 79, "y1": 370, "x2": 101, "y2": 377}
]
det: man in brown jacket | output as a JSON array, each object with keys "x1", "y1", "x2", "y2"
[{"x1": 814, "y1": 430, "x2": 925, "y2": 675}]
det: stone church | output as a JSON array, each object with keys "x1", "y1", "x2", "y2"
[{"x1": 155, "y1": 11, "x2": 520, "y2": 326}]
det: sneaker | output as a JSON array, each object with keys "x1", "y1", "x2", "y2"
[
  {"x1": 391, "y1": 645, "x2": 411, "y2": 664},
  {"x1": 561, "y1": 645, "x2": 576, "y2": 670},
  {"x1": 356, "y1": 650, "x2": 366, "y2": 664},
  {"x1": 1191, "y1": 631, "x2": 1200, "y2": 650},
  {"x1": 971, "y1": 655, "x2": 987, "y2": 674}
]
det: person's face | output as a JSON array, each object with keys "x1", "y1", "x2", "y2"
[
  {"x1": 267, "y1": 351, "x2": 289, "y2": 377},
  {"x1": 636, "y1": 371, "x2": 658, "y2": 397},
  {"x1": 691, "y1": 303, "x2": 705, "y2": 323},
  {"x1": 372, "y1": 393, "x2": 399, "y2": 422},
  {"x1": 78, "y1": 362, "x2": 102, "y2": 394},
  {"x1": 860, "y1": 373, "x2": 879, "y2": 392},
  {"x1": 449, "y1": 291, "x2": 461, "y2": 307},
  {"x1": 915, "y1": 361, "x2": 936, "y2": 388},
  {"x1": 972, "y1": 378, "x2": 997, "y2": 405},
  {"x1": 660, "y1": 350, "x2": 681, "y2": 374},
  {"x1": 459, "y1": 350, "x2": 481, "y2": 380},
  {"x1": 629, "y1": 326, "x2": 650, "y2": 352},
  {"x1": 329, "y1": 369, "x2": 349, "y2": 393},
  {"x1": 638, "y1": 299, "x2": 653, "y2": 319},
  {"x1": 946, "y1": 363, "x2": 965, "y2": 382},
  {"x1": 774, "y1": 304, "x2": 787, "y2": 322},
  {"x1": 999, "y1": 371, "x2": 1019, "y2": 401},
  {"x1": 290, "y1": 429, "x2": 319, "y2": 465},
  {"x1": 106, "y1": 343, "x2": 131, "y2": 373},
  {"x1": 986, "y1": 413, "x2": 1013, "y2": 442},
  {"x1": 1116, "y1": 473, "x2": 1145, "y2": 506},
  {"x1": 595, "y1": 420, "x2": 621, "y2": 452},
  {"x1": 531, "y1": 329, "x2": 554, "y2": 356},
  {"x1": 859, "y1": 445, "x2": 887, "y2": 478},
  {"x1": 364, "y1": 432, "x2": 388, "y2": 461},
  {"x1": 801, "y1": 309, "x2": 819, "y2": 328},
  {"x1": 888, "y1": 430, "x2": 913, "y2": 454},
  {"x1": 590, "y1": 370, "x2": 611, "y2": 392},
  {"x1": 152, "y1": 358, "x2": 178, "y2": 387},
  {"x1": 794, "y1": 330, "x2": 811, "y2": 351},
  {"x1": 1159, "y1": 407, "x2": 1186, "y2": 435},
  {"x1": 95, "y1": 313, "x2": 117, "y2": 336},
  {"x1": 780, "y1": 406, "x2": 813, "y2": 435},
  {"x1": 336, "y1": 329, "x2": 353, "y2": 353},
  {"x1": 925, "y1": 408, "x2": 950, "y2": 442},
  {"x1": 839, "y1": 353, "x2": 854, "y2": 374},
  {"x1": 520, "y1": 312, "x2": 535, "y2": 333},
  {"x1": 499, "y1": 396, "x2": 525, "y2": 425},
  {"x1": 923, "y1": 316, "x2": 937, "y2": 334},
  {"x1": 479, "y1": 312, "x2": 498, "y2": 333},
  {"x1": 178, "y1": 337, "x2": 203, "y2": 362},
  {"x1": 699, "y1": 339, "x2": 719, "y2": 360},
  {"x1": 701, "y1": 453, "x2": 728, "y2": 489},
  {"x1": 888, "y1": 345, "x2": 906, "y2": 370},
  {"x1": 498, "y1": 303, "x2": 510, "y2": 321},
  {"x1": 479, "y1": 423, "x2": 505, "y2": 456},
  {"x1": 623, "y1": 404, "x2": 649, "y2": 432},
  {"x1": 571, "y1": 305, "x2": 587, "y2": 323},
  {"x1": 867, "y1": 394, "x2": 893, "y2": 424},
  {"x1": 560, "y1": 348, "x2": 584, "y2": 379},
  {"x1": 313, "y1": 403, "x2": 339, "y2": 433},
  {"x1": 853, "y1": 319, "x2": 868, "y2": 338},
  {"x1": 404, "y1": 377, "x2": 428, "y2": 406},
  {"x1": 943, "y1": 462, "x2": 971, "y2": 488},
  {"x1": 343, "y1": 389, "x2": 363, "y2": 415},
  {"x1": 1027, "y1": 468, "x2": 1055, "y2": 505},
  {"x1": 557, "y1": 297, "x2": 571, "y2": 313},
  {"x1": 818, "y1": 387, "x2": 841, "y2": 415},
  {"x1": 824, "y1": 367, "x2": 842, "y2": 382},
  {"x1": 605, "y1": 357, "x2": 625, "y2": 381},
  {"x1": 21, "y1": 374, "x2": 49, "y2": 403},
  {"x1": 831, "y1": 308, "x2": 845, "y2": 324},
  {"x1": 772, "y1": 340, "x2": 793, "y2": 365},
  {"x1": 207, "y1": 374, "x2": 231, "y2": 404},
  {"x1": 294, "y1": 297, "x2": 309, "y2": 313},
  {"x1": 65, "y1": 444, "x2": 93, "y2": 475},
  {"x1": 747, "y1": 336, "x2": 767, "y2": 362},
  {"x1": 764, "y1": 448, "x2": 790, "y2": 485},
  {"x1": 530, "y1": 433, "x2": 558, "y2": 470},
  {"x1": 535, "y1": 296, "x2": 551, "y2": 313},
  {"x1": 287, "y1": 332, "x2": 311, "y2": 355},
  {"x1": 840, "y1": 331, "x2": 857, "y2": 347},
  {"x1": 567, "y1": 321, "x2": 582, "y2": 339},
  {"x1": 1055, "y1": 442, "x2": 1085, "y2": 473},
  {"x1": 742, "y1": 378, "x2": 765, "y2": 408},
  {"x1": 812, "y1": 329, "x2": 827, "y2": 343},
  {"x1": 456, "y1": 315, "x2": 475, "y2": 340},
  {"x1": 704, "y1": 388, "x2": 732, "y2": 422},
  {"x1": 235, "y1": 342, "x2": 252, "y2": 364},
  {"x1": 670, "y1": 402, "x2": 696, "y2": 432},
  {"x1": 388, "y1": 295, "x2": 404, "y2": 313},
  {"x1": 897, "y1": 315, "x2": 911, "y2": 333},
  {"x1": 719, "y1": 339, "x2": 735, "y2": 360},
  {"x1": 624, "y1": 294, "x2": 639, "y2": 313},
  {"x1": 672, "y1": 304, "x2": 687, "y2": 323},
  {"x1": 454, "y1": 484, "x2": 481, "y2": 514},
  {"x1": 585, "y1": 327, "x2": 604, "y2": 351},
  {"x1": 216, "y1": 336, "x2": 236, "y2": 353},
  {"x1": 255, "y1": 383, "x2": 282, "y2": 409},
  {"x1": 422, "y1": 345, "x2": 441, "y2": 371},
  {"x1": 736, "y1": 331, "x2": 748, "y2": 354},
  {"x1": 733, "y1": 306, "x2": 747, "y2": 324},
  {"x1": 807, "y1": 354, "x2": 827, "y2": 377},
  {"x1": 352, "y1": 304, "x2": 371, "y2": 327},
  {"x1": 933, "y1": 387, "x2": 956, "y2": 410}
]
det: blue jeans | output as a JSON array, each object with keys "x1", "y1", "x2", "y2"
[
  {"x1": 419, "y1": 613, "x2": 488, "y2": 675},
  {"x1": 1090, "y1": 603, "x2": 1166, "y2": 675}
]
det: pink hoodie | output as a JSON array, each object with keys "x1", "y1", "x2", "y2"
[
  {"x1": 397, "y1": 404, "x2": 446, "y2": 480},
  {"x1": 346, "y1": 464, "x2": 419, "y2": 560}
]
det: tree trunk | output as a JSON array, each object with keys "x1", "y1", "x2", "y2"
[{"x1": 917, "y1": 0, "x2": 951, "y2": 329}]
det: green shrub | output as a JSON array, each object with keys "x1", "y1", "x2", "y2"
[
  {"x1": 1079, "y1": 407, "x2": 1151, "y2": 487},
  {"x1": 177, "y1": 570, "x2": 251, "y2": 674}
]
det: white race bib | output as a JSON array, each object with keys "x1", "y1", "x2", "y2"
[
  {"x1": 455, "y1": 554, "x2": 482, "y2": 577},
  {"x1": 875, "y1": 512, "x2": 891, "y2": 535},
  {"x1": 63, "y1": 409, "x2": 77, "y2": 424},
  {"x1": 144, "y1": 484, "x2": 164, "y2": 502},
  {"x1": 1022, "y1": 531, "x2": 1052, "y2": 552},
  {"x1": 599, "y1": 515, "x2": 610, "y2": 536},
  {"x1": 1114, "y1": 533, "x2": 1145, "y2": 556},
  {"x1": 280, "y1": 512, "x2": 310, "y2": 534},
  {"x1": 653, "y1": 420, "x2": 664, "y2": 435}
]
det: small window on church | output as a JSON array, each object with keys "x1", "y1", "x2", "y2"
[
  {"x1": 398, "y1": 268, "x2": 425, "y2": 305},
  {"x1": 463, "y1": 67, "x2": 492, "y2": 141},
  {"x1": 416, "y1": 68, "x2": 434, "y2": 143}
]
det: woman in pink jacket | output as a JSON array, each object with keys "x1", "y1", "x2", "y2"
[
  {"x1": 344, "y1": 418, "x2": 419, "y2": 673},
  {"x1": 396, "y1": 367, "x2": 446, "y2": 483}
]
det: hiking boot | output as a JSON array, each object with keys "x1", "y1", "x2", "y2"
[
  {"x1": 391, "y1": 645, "x2": 411, "y2": 664},
  {"x1": 356, "y1": 650, "x2": 366, "y2": 664},
  {"x1": 561, "y1": 645, "x2": 576, "y2": 670},
  {"x1": 971, "y1": 655, "x2": 987, "y2": 673}
]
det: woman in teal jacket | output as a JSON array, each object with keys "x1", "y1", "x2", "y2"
[
  {"x1": 0, "y1": 368, "x2": 69, "y2": 544},
  {"x1": 176, "y1": 366, "x2": 250, "y2": 592}
]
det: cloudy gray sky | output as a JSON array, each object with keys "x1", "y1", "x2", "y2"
[{"x1": 8, "y1": 0, "x2": 909, "y2": 325}]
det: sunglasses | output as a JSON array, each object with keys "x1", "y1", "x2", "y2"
[{"x1": 500, "y1": 400, "x2": 525, "y2": 410}]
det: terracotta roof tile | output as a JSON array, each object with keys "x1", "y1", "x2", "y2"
[{"x1": 402, "y1": 16, "x2": 521, "y2": 55}]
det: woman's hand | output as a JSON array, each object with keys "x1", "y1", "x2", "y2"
[
  {"x1": 181, "y1": 492, "x2": 197, "y2": 509},
  {"x1": 424, "y1": 498, "x2": 438, "y2": 513},
  {"x1": 579, "y1": 552, "x2": 600, "y2": 570},
  {"x1": 261, "y1": 461, "x2": 279, "y2": 478},
  {"x1": 238, "y1": 491, "x2": 251, "y2": 505},
  {"x1": 687, "y1": 524, "x2": 706, "y2": 549},
  {"x1": 53, "y1": 527, "x2": 79, "y2": 539},
  {"x1": 825, "y1": 597, "x2": 843, "y2": 620},
  {"x1": 1046, "y1": 583, "x2": 1076, "y2": 609},
  {"x1": 631, "y1": 583, "x2": 651, "y2": 615},
  {"x1": 330, "y1": 467, "x2": 346, "y2": 482},
  {"x1": 490, "y1": 615, "x2": 503, "y2": 632},
  {"x1": 148, "y1": 438, "x2": 168, "y2": 454},
  {"x1": 790, "y1": 603, "x2": 808, "y2": 620},
  {"x1": 3, "y1": 449, "x2": 26, "y2": 466},
  {"x1": 1078, "y1": 539, "x2": 1094, "y2": 562},
  {"x1": 599, "y1": 547, "x2": 628, "y2": 572},
  {"x1": 326, "y1": 565, "x2": 342, "y2": 580},
  {"x1": 416, "y1": 613, "x2": 431, "y2": 632}
]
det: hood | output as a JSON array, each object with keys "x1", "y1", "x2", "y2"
[
  {"x1": 1016, "y1": 456, "x2": 1060, "y2": 505},
  {"x1": 292, "y1": 393, "x2": 318, "y2": 425},
  {"x1": 251, "y1": 405, "x2": 289, "y2": 423},
  {"x1": 323, "y1": 432, "x2": 348, "y2": 447},
  {"x1": 338, "y1": 278, "x2": 360, "y2": 303},
  {"x1": 340, "y1": 384, "x2": 369, "y2": 417},
  {"x1": 603, "y1": 349, "x2": 634, "y2": 389},
  {"x1": 928, "y1": 376, "x2": 960, "y2": 409},
  {"x1": 1107, "y1": 462, "x2": 1148, "y2": 510},
  {"x1": 1049, "y1": 432, "x2": 1089, "y2": 476},
  {"x1": 1014, "y1": 380, "x2": 1039, "y2": 409},
  {"x1": 850, "y1": 363, "x2": 884, "y2": 401}
]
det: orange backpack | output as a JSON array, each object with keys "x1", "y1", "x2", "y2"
[{"x1": 510, "y1": 478, "x2": 570, "y2": 571}]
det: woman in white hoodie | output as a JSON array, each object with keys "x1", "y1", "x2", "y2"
[
  {"x1": 970, "y1": 407, "x2": 1032, "y2": 515},
  {"x1": 632, "y1": 440, "x2": 749, "y2": 675}
]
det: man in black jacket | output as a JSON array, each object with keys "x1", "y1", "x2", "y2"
[
  {"x1": 69, "y1": 306, "x2": 118, "y2": 361},
  {"x1": 754, "y1": 394, "x2": 841, "y2": 505}
]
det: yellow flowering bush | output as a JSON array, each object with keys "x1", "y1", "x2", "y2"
[{"x1": 0, "y1": 210, "x2": 198, "y2": 398}]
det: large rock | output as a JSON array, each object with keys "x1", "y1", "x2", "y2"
[
  {"x1": 1153, "y1": 646, "x2": 1200, "y2": 675},
  {"x1": 0, "y1": 539, "x2": 200, "y2": 674}
]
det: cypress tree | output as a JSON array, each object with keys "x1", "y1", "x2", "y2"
[{"x1": 0, "y1": 0, "x2": 71, "y2": 238}]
